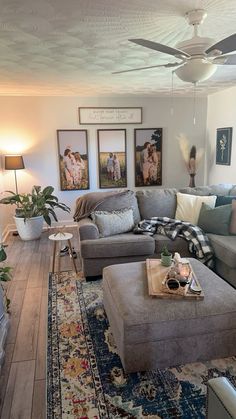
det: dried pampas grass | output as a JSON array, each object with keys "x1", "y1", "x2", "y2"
[
  {"x1": 177, "y1": 133, "x2": 204, "y2": 187},
  {"x1": 177, "y1": 133, "x2": 204, "y2": 174}
]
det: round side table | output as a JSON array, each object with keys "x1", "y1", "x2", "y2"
[{"x1": 49, "y1": 232, "x2": 78, "y2": 282}]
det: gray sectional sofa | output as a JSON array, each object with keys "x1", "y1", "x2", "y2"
[{"x1": 76, "y1": 184, "x2": 236, "y2": 287}]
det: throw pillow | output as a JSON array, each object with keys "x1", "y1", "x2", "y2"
[
  {"x1": 229, "y1": 200, "x2": 236, "y2": 235},
  {"x1": 96, "y1": 190, "x2": 141, "y2": 224},
  {"x1": 215, "y1": 195, "x2": 236, "y2": 207},
  {"x1": 91, "y1": 208, "x2": 134, "y2": 238},
  {"x1": 175, "y1": 192, "x2": 216, "y2": 225},
  {"x1": 198, "y1": 203, "x2": 232, "y2": 235}
]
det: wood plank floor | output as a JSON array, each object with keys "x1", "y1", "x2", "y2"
[{"x1": 0, "y1": 227, "x2": 81, "y2": 419}]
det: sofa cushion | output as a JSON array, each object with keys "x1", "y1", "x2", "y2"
[
  {"x1": 208, "y1": 234, "x2": 236, "y2": 268},
  {"x1": 80, "y1": 232, "x2": 155, "y2": 259},
  {"x1": 91, "y1": 208, "x2": 134, "y2": 238},
  {"x1": 175, "y1": 193, "x2": 216, "y2": 225},
  {"x1": 229, "y1": 200, "x2": 236, "y2": 235},
  {"x1": 136, "y1": 189, "x2": 177, "y2": 220},
  {"x1": 229, "y1": 185, "x2": 236, "y2": 196},
  {"x1": 96, "y1": 190, "x2": 141, "y2": 224},
  {"x1": 215, "y1": 195, "x2": 236, "y2": 207},
  {"x1": 180, "y1": 185, "x2": 233, "y2": 196},
  {"x1": 179, "y1": 186, "x2": 212, "y2": 196},
  {"x1": 198, "y1": 203, "x2": 232, "y2": 235},
  {"x1": 153, "y1": 234, "x2": 191, "y2": 257}
]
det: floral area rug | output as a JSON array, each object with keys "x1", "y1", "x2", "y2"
[{"x1": 47, "y1": 271, "x2": 236, "y2": 418}]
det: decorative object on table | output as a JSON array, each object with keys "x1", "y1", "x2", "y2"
[
  {"x1": 160, "y1": 244, "x2": 172, "y2": 267},
  {"x1": 146, "y1": 258, "x2": 204, "y2": 300},
  {"x1": 4, "y1": 155, "x2": 25, "y2": 194},
  {"x1": 79, "y1": 107, "x2": 142, "y2": 124},
  {"x1": 134, "y1": 128, "x2": 162, "y2": 187},
  {"x1": 177, "y1": 133, "x2": 204, "y2": 187},
  {"x1": 47, "y1": 273, "x2": 232, "y2": 418},
  {"x1": 57, "y1": 129, "x2": 89, "y2": 191},
  {"x1": 97, "y1": 129, "x2": 127, "y2": 189},
  {"x1": 162, "y1": 257, "x2": 192, "y2": 296},
  {"x1": 216, "y1": 127, "x2": 232, "y2": 165},
  {"x1": 0, "y1": 186, "x2": 70, "y2": 241}
]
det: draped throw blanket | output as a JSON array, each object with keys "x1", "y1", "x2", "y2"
[
  {"x1": 134, "y1": 217, "x2": 214, "y2": 267},
  {"x1": 73, "y1": 190, "x2": 128, "y2": 222}
]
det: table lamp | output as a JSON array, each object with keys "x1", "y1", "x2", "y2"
[{"x1": 5, "y1": 155, "x2": 25, "y2": 194}]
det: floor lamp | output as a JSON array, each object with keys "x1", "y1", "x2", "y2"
[{"x1": 4, "y1": 155, "x2": 25, "y2": 194}]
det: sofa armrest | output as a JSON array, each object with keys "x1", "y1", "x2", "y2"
[
  {"x1": 207, "y1": 377, "x2": 236, "y2": 419},
  {"x1": 78, "y1": 218, "x2": 99, "y2": 241}
]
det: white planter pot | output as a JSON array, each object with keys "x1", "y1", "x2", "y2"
[{"x1": 14, "y1": 215, "x2": 44, "y2": 241}]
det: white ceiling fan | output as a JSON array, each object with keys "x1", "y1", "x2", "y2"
[{"x1": 113, "y1": 9, "x2": 236, "y2": 83}]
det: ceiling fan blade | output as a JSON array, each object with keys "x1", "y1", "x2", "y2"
[
  {"x1": 212, "y1": 53, "x2": 236, "y2": 65},
  {"x1": 129, "y1": 38, "x2": 190, "y2": 58},
  {"x1": 112, "y1": 62, "x2": 181, "y2": 74},
  {"x1": 206, "y1": 33, "x2": 236, "y2": 55}
]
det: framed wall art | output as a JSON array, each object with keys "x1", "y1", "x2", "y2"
[
  {"x1": 216, "y1": 127, "x2": 233, "y2": 165},
  {"x1": 97, "y1": 129, "x2": 127, "y2": 189},
  {"x1": 79, "y1": 107, "x2": 142, "y2": 124},
  {"x1": 57, "y1": 129, "x2": 89, "y2": 191},
  {"x1": 134, "y1": 128, "x2": 162, "y2": 187}
]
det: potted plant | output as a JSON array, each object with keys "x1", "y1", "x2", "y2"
[
  {"x1": 0, "y1": 185, "x2": 70, "y2": 241},
  {"x1": 161, "y1": 245, "x2": 172, "y2": 267},
  {"x1": 0, "y1": 244, "x2": 12, "y2": 311}
]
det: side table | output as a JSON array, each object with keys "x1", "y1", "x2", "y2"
[{"x1": 49, "y1": 232, "x2": 78, "y2": 282}]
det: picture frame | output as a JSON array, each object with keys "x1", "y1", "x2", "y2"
[
  {"x1": 97, "y1": 129, "x2": 127, "y2": 189},
  {"x1": 134, "y1": 128, "x2": 162, "y2": 187},
  {"x1": 216, "y1": 127, "x2": 233, "y2": 165},
  {"x1": 79, "y1": 107, "x2": 142, "y2": 124},
  {"x1": 57, "y1": 129, "x2": 89, "y2": 191}
]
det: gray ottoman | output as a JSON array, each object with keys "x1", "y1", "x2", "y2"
[{"x1": 103, "y1": 258, "x2": 236, "y2": 372}]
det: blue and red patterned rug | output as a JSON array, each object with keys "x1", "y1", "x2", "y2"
[{"x1": 47, "y1": 272, "x2": 236, "y2": 418}]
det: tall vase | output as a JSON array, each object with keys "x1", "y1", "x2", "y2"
[{"x1": 189, "y1": 174, "x2": 196, "y2": 187}]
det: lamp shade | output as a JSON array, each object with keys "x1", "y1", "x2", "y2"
[{"x1": 5, "y1": 155, "x2": 25, "y2": 170}]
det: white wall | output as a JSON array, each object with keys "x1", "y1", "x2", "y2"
[
  {"x1": 206, "y1": 86, "x2": 236, "y2": 185},
  {"x1": 0, "y1": 95, "x2": 207, "y2": 233},
  {"x1": 0, "y1": 156, "x2": 4, "y2": 241}
]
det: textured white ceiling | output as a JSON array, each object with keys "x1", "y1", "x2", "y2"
[{"x1": 0, "y1": 0, "x2": 235, "y2": 96}]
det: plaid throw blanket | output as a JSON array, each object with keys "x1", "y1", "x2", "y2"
[{"x1": 134, "y1": 217, "x2": 214, "y2": 267}]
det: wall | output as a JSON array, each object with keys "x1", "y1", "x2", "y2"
[
  {"x1": 0, "y1": 95, "x2": 207, "y2": 234},
  {"x1": 0, "y1": 156, "x2": 4, "y2": 241},
  {"x1": 206, "y1": 86, "x2": 236, "y2": 185}
]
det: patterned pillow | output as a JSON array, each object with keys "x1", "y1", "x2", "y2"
[{"x1": 91, "y1": 208, "x2": 134, "y2": 238}]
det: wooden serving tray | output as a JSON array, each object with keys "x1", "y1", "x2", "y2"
[{"x1": 146, "y1": 259, "x2": 204, "y2": 300}]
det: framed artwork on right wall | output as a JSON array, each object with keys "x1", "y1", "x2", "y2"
[{"x1": 216, "y1": 127, "x2": 233, "y2": 165}]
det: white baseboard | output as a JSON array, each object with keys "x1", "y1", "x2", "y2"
[{"x1": 2, "y1": 218, "x2": 77, "y2": 242}]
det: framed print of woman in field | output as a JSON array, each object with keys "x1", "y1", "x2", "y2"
[
  {"x1": 135, "y1": 128, "x2": 162, "y2": 187},
  {"x1": 57, "y1": 130, "x2": 89, "y2": 191},
  {"x1": 97, "y1": 129, "x2": 127, "y2": 189}
]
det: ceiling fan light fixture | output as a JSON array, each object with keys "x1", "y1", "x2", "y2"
[{"x1": 175, "y1": 58, "x2": 217, "y2": 83}]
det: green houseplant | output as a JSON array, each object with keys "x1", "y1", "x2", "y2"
[
  {"x1": 161, "y1": 245, "x2": 172, "y2": 267},
  {"x1": 0, "y1": 185, "x2": 70, "y2": 240},
  {"x1": 0, "y1": 245, "x2": 12, "y2": 311}
]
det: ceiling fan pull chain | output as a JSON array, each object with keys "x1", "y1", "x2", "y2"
[
  {"x1": 193, "y1": 82, "x2": 197, "y2": 125},
  {"x1": 170, "y1": 71, "x2": 174, "y2": 116}
]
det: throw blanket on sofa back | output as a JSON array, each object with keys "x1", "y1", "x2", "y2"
[{"x1": 134, "y1": 217, "x2": 214, "y2": 267}]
